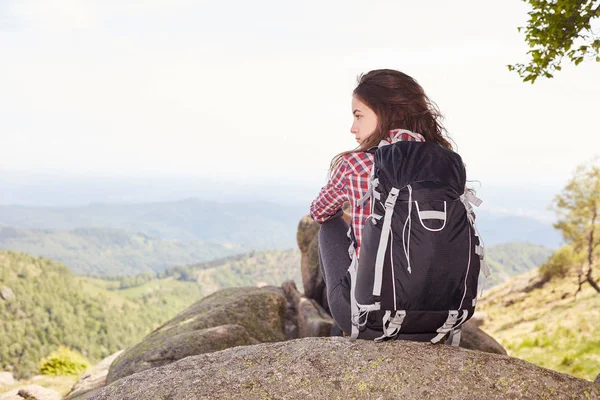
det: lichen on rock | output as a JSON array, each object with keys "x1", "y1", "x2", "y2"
[
  {"x1": 106, "y1": 286, "x2": 288, "y2": 384},
  {"x1": 91, "y1": 337, "x2": 600, "y2": 400}
]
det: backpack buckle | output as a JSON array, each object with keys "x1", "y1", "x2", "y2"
[
  {"x1": 374, "y1": 310, "x2": 406, "y2": 342},
  {"x1": 384, "y1": 188, "x2": 400, "y2": 208},
  {"x1": 463, "y1": 190, "x2": 482, "y2": 207}
]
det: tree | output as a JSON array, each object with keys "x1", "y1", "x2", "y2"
[
  {"x1": 538, "y1": 244, "x2": 584, "y2": 282},
  {"x1": 553, "y1": 161, "x2": 600, "y2": 294},
  {"x1": 509, "y1": 0, "x2": 600, "y2": 83}
]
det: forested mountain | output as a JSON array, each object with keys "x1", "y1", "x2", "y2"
[
  {"x1": 164, "y1": 249, "x2": 302, "y2": 293},
  {"x1": 0, "y1": 249, "x2": 301, "y2": 379},
  {"x1": 0, "y1": 251, "x2": 202, "y2": 379},
  {"x1": 0, "y1": 215, "x2": 552, "y2": 283},
  {"x1": 0, "y1": 226, "x2": 247, "y2": 276}
]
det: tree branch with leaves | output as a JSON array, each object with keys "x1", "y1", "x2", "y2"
[{"x1": 509, "y1": 0, "x2": 600, "y2": 83}]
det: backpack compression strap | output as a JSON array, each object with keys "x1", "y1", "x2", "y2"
[
  {"x1": 430, "y1": 310, "x2": 469, "y2": 344},
  {"x1": 460, "y1": 190, "x2": 491, "y2": 278},
  {"x1": 349, "y1": 249, "x2": 360, "y2": 340},
  {"x1": 374, "y1": 310, "x2": 407, "y2": 342},
  {"x1": 373, "y1": 187, "x2": 400, "y2": 297},
  {"x1": 348, "y1": 232, "x2": 374, "y2": 341}
]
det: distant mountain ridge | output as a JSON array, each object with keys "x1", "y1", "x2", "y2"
[
  {"x1": 0, "y1": 198, "x2": 307, "y2": 250},
  {"x1": 475, "y1": 210, "x2": 563, "y2": 248},
  {"x1": 0, "y1": 226, "x2": 247, "y2": 276},
  {"x1": 0, "y1": 198, "x2": 562, "y2": 251}
]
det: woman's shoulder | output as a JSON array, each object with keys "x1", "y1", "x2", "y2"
[{"x1": 341, "y1": 151, "x2": 374, "y2": 176}]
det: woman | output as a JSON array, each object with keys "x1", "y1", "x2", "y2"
[{"x1": 310, "y1": 69, "x2": 455, "y2": 340}]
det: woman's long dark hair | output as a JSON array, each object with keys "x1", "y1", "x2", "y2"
[{"x1": 331, "y1": 69, "x2": 452, "y2": 171}]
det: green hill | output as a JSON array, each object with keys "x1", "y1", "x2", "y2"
[
  {"x1": 484, "y1": 242, "x2": 553, "y2": 288},
  {"x1": 166, "y1": 250, "x2": 303, "y2": 294},
  {"x1": 0, "y1": 251, "x2": 202, "y2": 379},
  {"x1": 0, "y1": 222, "x2": 552, "y2": 283},
  {"x1": 0, "y1": 226, "x2": 247, "y2": 276},
  {"x1": 0, "y1": 249, "x2": 301, "y2": 379},
  {"x1": 479, "y1": 268, "x2": 600, "y2": 381}
]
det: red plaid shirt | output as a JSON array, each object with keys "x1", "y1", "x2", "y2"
[{"x1": 310, "y1": 129, "x2": 425, "y2": 255}]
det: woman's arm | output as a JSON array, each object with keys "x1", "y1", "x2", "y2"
[{"x1": 309, "y1": 160, "x2": 349, "y2": 223}]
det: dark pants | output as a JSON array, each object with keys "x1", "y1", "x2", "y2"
[{"x1": 318, "y1": 210, "x2": 437, "y2": 342}]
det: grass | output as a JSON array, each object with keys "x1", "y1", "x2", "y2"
[{"x1": 479, "y1": 269, "x2": 600, "y2": 381}]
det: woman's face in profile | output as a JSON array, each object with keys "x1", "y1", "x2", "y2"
[{"x1": 350, "y1": 96, "x2": 378, "y2": 145}]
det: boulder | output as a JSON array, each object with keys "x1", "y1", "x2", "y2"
[
  {"x1": 89, "y1": 337, "x2": 600, "y2": 400},
  {"x1": 460, "y1": 320, "x2": 507, "y2": 355},
  {"x1": 65, "y1": 350, "x2": 124, "y2": 400},
  {"x1": 0, "y1": 372, "x2": 16, "y2": 387},
  {"x1": 282, "y1": 280, "x2": 333, "y2": 338},
  {"x1": 596, "y1": 373, "x2": 600, "y2": 384},
  {"x1": 296, "y1": 216, "x2": 325, "y2": 307},
  {"x1": 0, "y1": 287, "x2": 15, "y2": 302},
  {"x1": 0, "y1": 385, "x2": 61, "y2": 400},
  {"x1": 469, "y1": 311, "x2": 486, "y2": 327},
  {"x1": 106, "y1": 286, "x2": 288, "y2": 384},
  {"x1": 0, "y1": 392, "x2": 20, "y2": 400},
  {"x1": 296, "y1": 204, "x2": 352, "y2": 313},
  {"x1": 17, "y1": 386, "x2": 61, "y2": 400}
]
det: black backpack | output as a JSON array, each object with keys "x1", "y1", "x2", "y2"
[{"x1": 349, "y1": 131, "x2": 489, "y2": 344}]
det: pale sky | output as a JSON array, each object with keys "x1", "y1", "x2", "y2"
[{"x1": 1, "y1": 0, "x2": 599, "y2": 203}]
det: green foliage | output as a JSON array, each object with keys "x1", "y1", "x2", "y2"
[
  {"x1": 0, "y1": 249, "x2": 300, "y2": 379},
  {"x1": 161, "y1": 252, "x2": 258, "y2": 281},
  {"x1": 189, "y1": 250, "x2": 302, "y2": 293},
  {"x1": 0, "y1": 250, "x2": 202, "y2": 379},
  {"x1": 539, "y1": 245, "x2": 583, "y2": 282},
  {"x1": 39, "y1": 346, "x2": 90, "y2": 376},
  {"x1": 553, "y1": 163, "x2": 600, "y2": 248},
  {"x1": 0, "y1": 227, "x2": 247, "y2": 276},
  {"x1": 118, "y1": 272, "x2": 156, "y2": 289},
  {"x1": 509, "y1": 0, "x2": 600, "y2": 83}
]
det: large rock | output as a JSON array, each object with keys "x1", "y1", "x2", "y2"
[
  {"x1": 469, "y1": 311, "x2": 486, "y2": 327},
  {"x1": 106, "y1": 286, "x2": 287, "y2": 384},
  {"x1": 296, "y1": 215, "x2": 325, "y2": 307},
  {"x1": 296, "y1": 204, "x2": 352, "y2": 313},
  {"x1": 0, "y1": 286, "x2": 15, "y2": 302},
  {"x1": 65, "y1": 350, "x2": 124, "y2": 400},
  {"x1": 0, "y1": 372, "x2": 16, "y2": 386},
  {"x1": 90, "y1": 337, "x2": 600, "y2": 400},
  {"x1": 460, "y1": 320, "x2": 507, "y2": 355},
  {"x1": 0, "y1": 385, "x2": 61, "y2": 400},
  {"x1": 282, "y1": 280, "x2": 333, "y2": 338}
]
